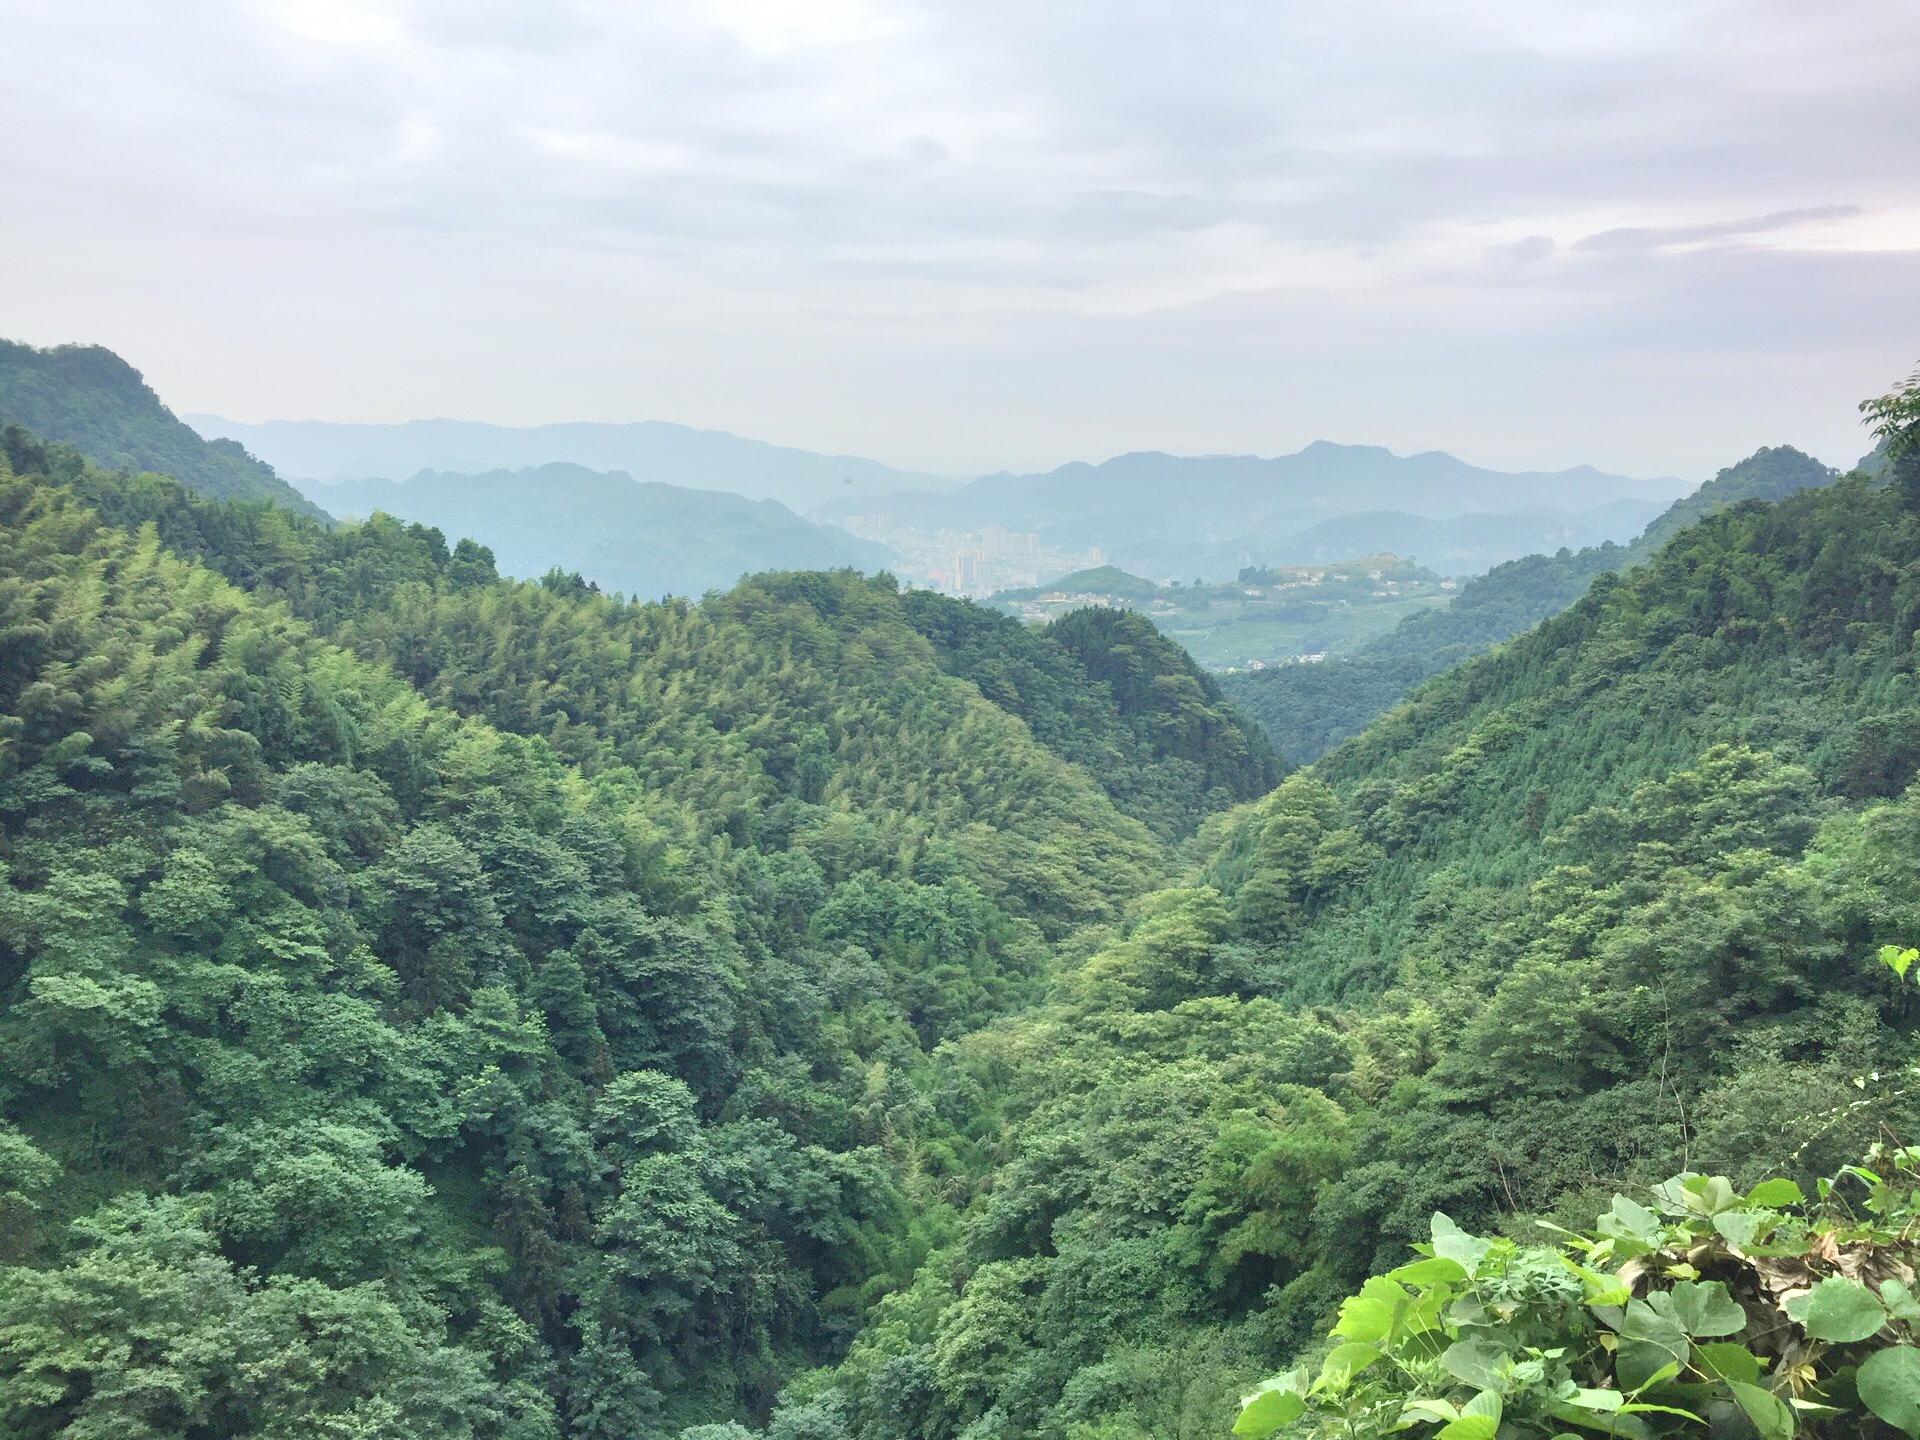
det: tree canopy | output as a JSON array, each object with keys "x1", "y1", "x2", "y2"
[{"x1": 5, "y1": 365, "x2": 1920, "y2": 1440}]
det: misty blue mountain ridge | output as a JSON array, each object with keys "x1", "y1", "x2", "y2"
[
  {"x1": 0, "y1": 338, "x2": 1725, "y2": 612},
  {"x1": 187, "y1": 413, "x2": 948, "y2": 512},
  {"x1": 194, "y1": 407, "x2": 1699, "y2": 578},
  {"x1": 196, "y1": 411, "x2": 1693, "y2": 518},
  {"x1": 301, "y1": 462, "x2": 895, "y2": 602}
]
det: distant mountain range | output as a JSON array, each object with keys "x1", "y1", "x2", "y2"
[
  {"x1": 303, "y1": 465, "x2": 893, "y2": 599},
  {"x1": 1222, "y1": 443, "x2": 1851, "y2": 762},
  {"x1": 190, "y1": 415, "x2": 944, "y2": 512},
  {"x1": 1109, "y1": 496, "x2": 1665, "y2": 579},
  {"x1": 184, "y1": 415, "x2": 1701, "y2": 582},
  {"x1": 821, "y1": 441, "x2": 1692, "y2": 576},
  {"x1": 0, "y1": 341, "x2": 327, "y2": 520},
  {"x1": 0, "y1": 339, "x2": 896, "y2": 597},
  {"x1": 6, "y1": 335, "x2": 1711, "y2": 601}
]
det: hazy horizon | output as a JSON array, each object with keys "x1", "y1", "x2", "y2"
[
  {"x1": 186, "y1": 409, "x2": 1712, "y2": 487},
  {"x1": 6, "y1": 0, "x2": 1918, "y2": 478}
]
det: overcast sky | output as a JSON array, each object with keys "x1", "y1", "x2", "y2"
[{"x1": 4, "y1": 0, "x2": 1917, "y2": 478}]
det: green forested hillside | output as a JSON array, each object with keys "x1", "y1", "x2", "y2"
[
  {"x1": 905, "y1": 595, "x2": 1280, "y2": 837},
  {"x1": 1206, "y1": 394, "x2": 1920, "y2": 1439},
  {"x1": 991, "y1": 565, "x2": 1163, "y2": 602},
  {"x1": 750, "y1": 392, "x2": 1920, "y2": 1438},
  {"x1": 0, "y1": 339, "x2": 328, "y2": 520},
  {"x1": 16, "y1": 428, "x2": 1259, "y2": 850},
  {"x1": 1225, "y1": 445, "x2": 1841, "y2": 762},
  {"x1": 4, "y1": 371, "x2": 1920, "y2": 1440},
  {"x1": 0, "y1": 428, "x2": 1180, "y2": 1438},
  {"x1": 1633, "y1": 442, "x2": 1840, "y2": 550}
]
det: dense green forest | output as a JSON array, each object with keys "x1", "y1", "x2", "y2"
[
  {"x1": 1226, "y1": 445, "x2": 1841, "y2": 762},
  {"x1": 3, "y1": 364, "x2": 1920, "y2": 1440},
  {"x1": 0, "y1": 425, "x2": 1193, "y2": 1440},
  {"x1": 0, "y1": 340, "x2": 328, "y2": 521},
  {"x1": 901, "y1": 595, "x2": 1279, "y2": 839}
]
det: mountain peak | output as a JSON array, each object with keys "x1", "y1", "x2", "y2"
[{"x1": 0, "y1": 337, "x2": 327, "y2": 520}]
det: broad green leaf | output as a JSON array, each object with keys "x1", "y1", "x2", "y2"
[
  {"x1": 1617, "y1": 1339, "x2": 1688, "y2": 1395},
  {"x1": 1664, "y1": 1280, "x2": 1746, "y2": 1338},
  {"x1": 1431, "y1": 1213, "x2": 1492, "y2": 1272},
  {"x1": 1621, "y1": 1295, "x2": 1693, "y2": 1372},
  {"x1": 1692, "y1": 1341, "x2": 1763, "y2": 1384},
  {"x1": 1884, "y1": 1280, "x2": 1920, "y2": 1323},
  {"x1": 1442, "y1": 1337, "x2": 1509, "y2": 1392},
  {"x1": 1461, "y1": 1390, "x2": 1502, "y2": 1419},
  {"x1": 1548, "y1": 1403, "x2": 1654, "y2": 1438},
  {"x1": 1654, "y1": 1174, "x2": 1739, "y2": 1217},
  {"x1": 1400, "y1": 1399, "x2": 1460, "y2": 1424},
  {"x1": 1787, "y1": 1398, "x2": 1844, "y2": 1416},
  {"x1": 1729, "y1": 1381, "x2": 1794, "y2": 1440},
  {"x1": 1622, "y1": 1296, "x2": 1689, "y2": 1343},
  {"x1": 1569, "y1": 1261, "x2": 1631, "y2": 1307},
  {"x1": 1744, "y1": 1178, "x2": 1804, "y2": 1208},
  {"x1": 1448, "y1": 1293, "x2": 1493, "y2": 1329},
  {"x1": 1401, "y1": 1279, "x2": 1452, "y2": 1338},
  {"x1": 1598, "y1": 1195, "x2": 1664, "y2": 1245},
  {"x1": 1387, "y1": 1255, "x2": 1468, "y2": 1287},
  {"x1": 1234, "y1": 1374, "x2": 1307, "y2": 1438},
  {"x1": 1859, "y1": 1346, "x2": 1920, "y2": 1436},
  {"x1": 1437, "y1": 1391, "x2": 1502, "y2": 1440},
  {"x1": 1880, "y1": 944, "x2": 1918, "y2": 979},
  {"x1": 1313, "y1": 1341, "x2": 1381, "y2": 1394},
  {"x1": 1562, "y1": 1389, "x2": 1624, "y2": 1412},
  {"x1": 1711, "y1": 1210, "x2": 1768, "y2": 1249},
  {"x1": 1795, "y1": 1275, "x2": 1885, "y2": 1343},
  {"x1": 1333, "y1": 1281, "x2": 1399, "y2": 1343},
  {"x1": 1696, "y1": 1176, "x2": 1740, "y2": 1215}
]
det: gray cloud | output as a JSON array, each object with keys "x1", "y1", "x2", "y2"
[
  {"x1": 1576, "y1": 205, "x2": 1864, "y2": 252},
  {"x1": 1496, "y1": 235, "x2": 1557, "y2": 266},
  {"x1": 1, "y1": 0, "x2": 1916, "y2": 478}
]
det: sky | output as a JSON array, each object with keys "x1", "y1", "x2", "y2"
[{"x1": 3, "y1": 0, "x2": 1918, "y2": 479}]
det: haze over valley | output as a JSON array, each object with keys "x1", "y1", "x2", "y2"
[{"x1": 195, "y1": 397, "x2": 1698, "y2": 603}]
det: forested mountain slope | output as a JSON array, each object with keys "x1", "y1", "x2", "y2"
[
  {"x1": 16, "y1": 427, "x2": 1267, "y2": 847},
  {"x1": 0, "y1": 428, "x2": 1193, "y2": 1439},
  {"x1": 1225, "y1": 444, "x2": 1841, "y2": 761},
  {"x1": 1196, "y1": 392, "x2": 1920, "y2": 1440},
  {"x1": 903, "y1": 596, "x2": 1280, "y2": 838},
  {"x1": 1274, "y1": 469, "x2": 1920, "y2": 990},
  {"x1": 6, "y1": 373, "x2": 1920, "y2": 1440},
  {"x1": 0, "y1": 339, "x2": 327, "y2": 520},
  {"x1": 300, "y1": 463, "x2": 894, "y2": 600},
  {"x1": 749, "y1": 385, "x2": 1920, "y2": 1440}
]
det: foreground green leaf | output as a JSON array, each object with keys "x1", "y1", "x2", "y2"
[{"x1": 1859, "y1": 1347, "x2": 1920, "y2": 1436}]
